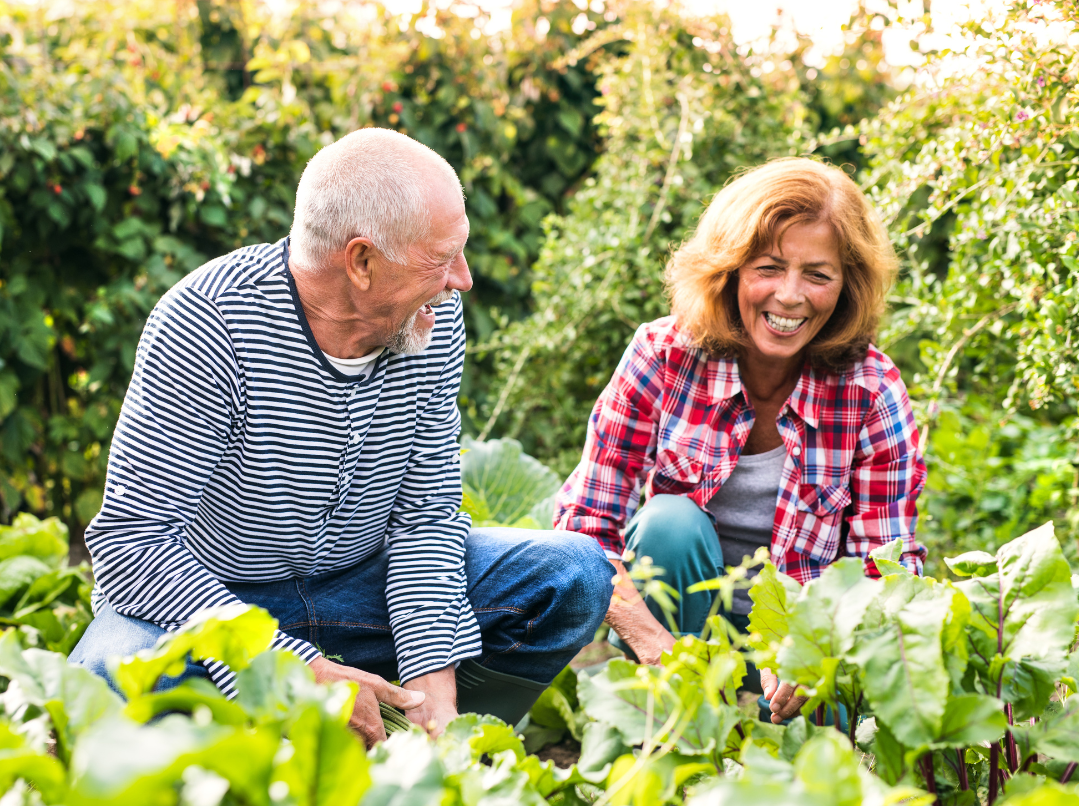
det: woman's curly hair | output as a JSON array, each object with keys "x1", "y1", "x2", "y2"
[{"x1": 665, "y1": 157, "x2": 897, "y2": 371}]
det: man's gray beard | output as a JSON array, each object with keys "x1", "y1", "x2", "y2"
[{"x1": 386, "y1": 290, "x2": 455, "y2": 355}]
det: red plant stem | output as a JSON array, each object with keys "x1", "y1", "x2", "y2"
[
  {"x1": 1021, "y1": 754, "x2": 1036, "y2": 773},
  {"x1": 848, "y1": 701, "x2": 859, "y2": 745},
  {"x1": 920, "y1": 754, "x2": 937, "y2": 795},
  {"x1": 815, "y1": 704, "x2": 825, "y2": 727},
  {"x1": 1005, "y1": 704, "x2": 1019, "y2": 772},
  {"x1": 1062, "y1": 761, "x2": 1078, "y2": 784},
  {"x1": 989, "y1": 591, "x2": 1006, "y2": 805},
  {"x1": 717, "y1": 690, "x2": 747, "y2": 742},
  {"x1": 989, "y1": 743, "x2": 1000, "y2": 805},
  {"x1": 956, "y1": 749, "x2": 969, "y2": 791}
]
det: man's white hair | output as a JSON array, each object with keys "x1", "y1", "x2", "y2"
[{"x1": 289, "y1": 128, "x2": 461, "y2": 270}]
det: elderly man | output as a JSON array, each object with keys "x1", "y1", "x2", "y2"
[{"x1": 69, "y1": 128, "x2": 613, "y2": 746}]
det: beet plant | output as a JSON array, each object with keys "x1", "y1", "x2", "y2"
[{"x1": 0, "y1": 522, "x2": 1077, "y2": 803}]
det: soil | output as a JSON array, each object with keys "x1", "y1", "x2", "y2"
[
  {"x1": 569, "y1": 640, "x2": 622, "y2": 670},
  {"x1": 536, "y1": 736, "x2": 582, "y2": 768}
]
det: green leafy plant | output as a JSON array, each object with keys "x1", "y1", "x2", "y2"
[
  {"x1": 459, "y1": 436, "x2": 562, "y2": 528},
  {"x1": 0, "y1": 514, "x2": 92, "y2": 654}
]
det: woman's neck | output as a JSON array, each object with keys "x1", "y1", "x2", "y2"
[{"x1": 737, "y1": 350, "x2": 804, "y2": 406}]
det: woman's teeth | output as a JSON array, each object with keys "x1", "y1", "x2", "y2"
[{"x1": 765, "y1": 312, "x2": 806, "y2": 333}]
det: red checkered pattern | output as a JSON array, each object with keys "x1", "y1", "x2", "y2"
[{"x1": 554, "y1": 317, "x2": 927, "y2": 584}]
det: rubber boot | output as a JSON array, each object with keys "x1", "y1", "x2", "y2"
[{"x1": 455, "y1": 659, "x2": 548, "y2": 727}]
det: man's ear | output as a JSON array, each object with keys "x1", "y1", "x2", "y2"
[{"x1": 344, "y1": 237, "x2": 377, "y2": 291}]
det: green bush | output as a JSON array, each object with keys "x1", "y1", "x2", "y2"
[
  {"x1": 866, "y1": 0, "x2": 1079, "y2": 556},
  {"x1": 0, "y1": 0, "x2": 603, "y2": 545},
  {"x1": 470, "y1": 4, "x2": 898, "y2": 474}
]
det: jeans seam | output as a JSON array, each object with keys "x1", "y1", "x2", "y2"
[
  {"x1": 473, "y1": 606, "x2": 527, "y2": 614},
  {"x1": 309, "y1": 620, "x2": 391, "y2": 631},
  {"x1": 296, "y1": 578, "x2": 317, "y2": 646},
  {"x1": 481, "y1": 640, "x2": 524, "y2": 666}
]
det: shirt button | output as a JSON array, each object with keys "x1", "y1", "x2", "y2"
[
  {"x1": 792, "y1": 446, "x2": 802, "y2": 457},
  {"x1": 114, "y1": 485, "x2": 126, "y2": 496},
  {"x1": 351, "y1": 433, "x2": 360, "y2": 444}
]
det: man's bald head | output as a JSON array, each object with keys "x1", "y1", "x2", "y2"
[{"x1": 289, "y1": 128, "x2": 463, "y2": 271}]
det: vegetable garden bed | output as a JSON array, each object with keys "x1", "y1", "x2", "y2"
[{"x1": 2, "y1": 507, "x2": 1079, "y2": 804}]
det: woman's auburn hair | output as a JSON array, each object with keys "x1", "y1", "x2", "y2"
[{"x1": 665, "y1": 157, "x2": 897, "y2": 371}]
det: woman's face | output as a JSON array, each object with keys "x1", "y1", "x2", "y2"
[{"x1": 737, "y1": 220, "x2": 844, "y2": 367}]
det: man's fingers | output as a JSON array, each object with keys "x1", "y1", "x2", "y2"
[
  {"x1": 351, "y1": 692, "x2": 389, "y2": 748},
  {"x1": 357, "y1": 720, "x2": 388, "y2": 749},
  {"x1": 373, "y1": 679, "x2": 426, "y2": 711}
]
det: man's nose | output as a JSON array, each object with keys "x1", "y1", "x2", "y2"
[{"x1": 449, "y1": 253, "x2": 473, "y2": 293}]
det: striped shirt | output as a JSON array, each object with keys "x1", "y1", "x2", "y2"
[{"x1": 85, "y1": 239, "x2": 480, "y2": 694}]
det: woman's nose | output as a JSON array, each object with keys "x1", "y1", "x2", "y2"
[{"x1": 773, "y1": 272, "x2": 805, "y2": 307}]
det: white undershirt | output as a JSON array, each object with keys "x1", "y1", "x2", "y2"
[{"x1": 322, "y1": 347, "x2": 383, "y2": 380}]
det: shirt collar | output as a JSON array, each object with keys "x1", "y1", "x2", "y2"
[
  {"x1": 707, "y1": 355, "x2": 742, "y2": 406},
  {"x1": 707, "y1": 354, "x2": 822, "y2": 429}
]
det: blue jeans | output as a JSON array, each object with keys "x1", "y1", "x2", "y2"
[{"x1": 69, "y1": 528, "x2": 614, "y2": 693}]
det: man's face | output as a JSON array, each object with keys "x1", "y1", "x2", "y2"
[{"x1": 379, "y1": 185, "x2": 472, "y2": 354}]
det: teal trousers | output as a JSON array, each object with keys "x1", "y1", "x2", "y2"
[
  {"x1": 610, "y1": 494, "x2": 855, "y2": 727},
  {"x1": 610, "y1": 494, "x2": 762, "y2": 693}
]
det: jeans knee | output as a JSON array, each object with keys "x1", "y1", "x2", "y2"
[
  {"x1": 68, "y1": 603, "x2": 165, "y2": 679},
  {"x1": 548, "y1": 534, "x2": 613, "y2": 638}
]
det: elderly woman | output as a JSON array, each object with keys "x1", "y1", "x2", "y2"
[{"x1": 555, "y1": 158, "x2": 926, "y2": 723}]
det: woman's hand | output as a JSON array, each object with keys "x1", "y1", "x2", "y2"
[
  {"x1": 606, "y1": 560, "x2": 677, "y2": 665},
  {"x1": 760, "y1": 668, "x2": 808, "y2": 724}
]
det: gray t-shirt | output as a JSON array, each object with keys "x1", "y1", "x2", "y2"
[{"x1": 704, "y1": 444, "x2": 786, "y2": 615}]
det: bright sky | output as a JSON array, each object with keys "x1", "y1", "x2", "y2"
[
  {"x1": 373, "y1": 0, "x2": 1016, "y2": 67},
  {"x1": 267, "y1": 0, "x2": 1074, "y2": 75}
]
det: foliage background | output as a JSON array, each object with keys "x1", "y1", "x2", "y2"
[{"x1": 0, "y1": 0, "x2": 1077, "y2": 574}]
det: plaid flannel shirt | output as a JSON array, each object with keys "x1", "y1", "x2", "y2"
[{"x1": 554, "y1": 317, "x2": 927, "y2": 584}]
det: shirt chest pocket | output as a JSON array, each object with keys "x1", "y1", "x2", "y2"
[
  {"x1": 652, "y1": 447, "x2": 703, "y2": 489},
  {"x1": 794, "y1": 482, "x2": 851, "y2": 559},
  {"x1": 797, "y1": 482, "x2": 851, "y2": 516}
]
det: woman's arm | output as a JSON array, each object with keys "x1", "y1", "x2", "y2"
[
  {"x1": 554, "y1": 327, "x2": 665, "y2": 557},
  {"x1": 846, "y1": 367, "x2": 928, "y2": 574},
  {"x1": 554, "y1": 326, "x2": 668, "y2": 657},
  {"x1": 606, "y1": 559, "x2": 676, "y2": 665}
]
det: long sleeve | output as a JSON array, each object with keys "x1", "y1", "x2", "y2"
[
  {"x1": 383, "y1": 299, "x2": 481, "y2": 683},
  {"x1": 554, "y1": 325, "x2": 662, "y2": 557},
  {"x1": 845, "y1": 370, "x2": 928, "y2": 576},
  {"x1": 86, "y1": 283, "x2": 319, "y2": 696}
]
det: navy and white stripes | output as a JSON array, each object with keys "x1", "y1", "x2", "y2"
[{"x1": 86, "y1": 239, "x2": 481, "y2": 695}]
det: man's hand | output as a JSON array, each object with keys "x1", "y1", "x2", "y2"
[
  {"x1": 310, "y1": 656, "x2": 425, "y2": 748},
  {"x1": 403, "y1": 666, "x2": 458, "y2": 738},
  {"x1": 606, "y1": 560, "x2": 677, "y2": 665},
  {"x1": 760, "y1": 668, "x2": 808, "y2": 724}
]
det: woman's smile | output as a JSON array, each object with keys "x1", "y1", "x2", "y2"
[{"x1": 763, "y1": 312, "x2": 807, "y2": 334}]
